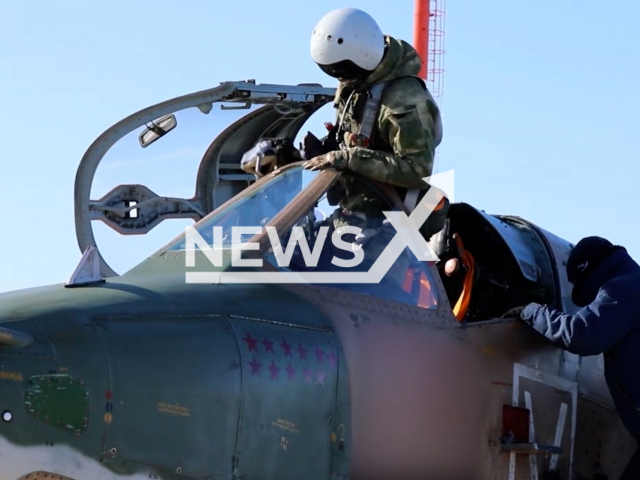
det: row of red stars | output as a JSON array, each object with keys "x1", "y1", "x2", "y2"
[
  {"x1": 242, "y1": 332, "x2": 337, "y2": 366},
  {"x1": 247, "y1": 356, "x2": 328, "y2": 385}
]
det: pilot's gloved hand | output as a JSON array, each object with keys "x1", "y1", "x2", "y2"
[
  {"x1": 501, "y1": 306, "x2": 526, "y2": 319},
  {"x1": 303, "y1": 151, "x2": 348, "y2": 171}
]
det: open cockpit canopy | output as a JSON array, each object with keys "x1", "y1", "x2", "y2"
[
  {"x1": 70, "y1": 79, "x2": 573, "y2": 325},
  {"x1": 73, "y1": 81, "x2": 336, "y2": 279},
  {"x1": 152, "y1": 162, "x2": 443, "y2": 311}
]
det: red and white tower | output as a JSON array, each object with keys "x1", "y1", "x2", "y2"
[
  {"x1": 413, "y1": 0, "x2": 446, "y2": 169},
  {"x1": 413, "y1": 0, "x2": 445, "y2": 100}
]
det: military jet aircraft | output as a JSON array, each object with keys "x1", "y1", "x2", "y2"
[{"x1": 0, "y1": 80, "x2": 635, "y2": 480}]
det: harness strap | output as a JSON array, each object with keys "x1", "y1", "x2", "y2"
[
  {"x1": 356, "y1": 81, "x2": 388, "y2": 146},
  {"x1": 339, "y1": 76, "x2": 443, "y2": 212},
  {"x1": 403, "y1": 188, "x2": 420, "y2": 211}
]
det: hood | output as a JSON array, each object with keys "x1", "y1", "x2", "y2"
[
  {"x1": 573, "y1": 247, "x2": 639, "y2": 306},
  {"x1": 366, "y1": 35, "x2": 422, "y2": 85},
  {"x1": 334, "y1": 35, "x2": 422, "y2": 101}
]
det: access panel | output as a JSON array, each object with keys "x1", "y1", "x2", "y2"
[
  {"x1": 230, "y1": 317, "x2": 342, "y2": 480},
  {"x1": 96, "y1": 314, "x2": 241, "y2": 479}
]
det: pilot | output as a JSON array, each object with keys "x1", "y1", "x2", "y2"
[
  {"x1": 302, "y1": 7, "x2": 449, "y2": 242},
  {"x1": 239, "y1": 8, "x2": 447, "y2": 301},
  {"x1": 502, "y1": 236, "x2": 640, "y2": 480}
]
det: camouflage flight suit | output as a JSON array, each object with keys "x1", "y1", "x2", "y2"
[
  {"x1": 330, "y1": 36, "x2": 442, "y2": 187},
  {"x1": 304, "y1": 35, "x2": 447, "y2": 290}
]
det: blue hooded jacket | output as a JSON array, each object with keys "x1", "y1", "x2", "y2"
[{"x1": 522, "y1": 247, "x2": 640, "y2": 439}]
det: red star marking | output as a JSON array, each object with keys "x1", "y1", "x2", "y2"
[
  {"x1": 268, "y1": 360, "x2": 280, "y2": 380},
  {"x1": 280, "y1": 338, "x2": 292, "y2": 357},
  {"x1": 327, "y1": 351, "x2": 337, "y2": 367},
  {"x1": 262, "y1": 336, "x2": 275, "y2": 354},
  {"x1": 316, "y1": 370, "x2": 326, "y2": 386},
  {"x1": 248, "y1": 356, "x2": 262, "y2": 376},
  {"x1": 302, "y1": 367, "x2": 313, "y2": 384},
  {"x1": 296, "y1": 343, "x2": 308, "y2": 361},
  {"x1": 313, "y1": 346, "x2": 325, "y2": 363},
  {"x1": 242, "y1": 333, "x2": 258, "y2": 352},
  {"x1": 105, "y1": 390, "x2": 113, "y2": 400},
  {"x1": 285, "y1": 362, "x2": 296, "y2": 380}
]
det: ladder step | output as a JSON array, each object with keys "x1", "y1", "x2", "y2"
[{"x1": 501, "y1": 443, "x2": 562, "y2": 455}]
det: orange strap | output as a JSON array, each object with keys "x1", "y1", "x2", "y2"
[
  {"x1": 452, "y1": 234, "x2": 475, "y2": 321},
  {"x1": 402, "y1": 269, "x2": 413, "y2": 292},
  {"x1": 402, "y1": 268, "x2": 437, "y2": 308},
  {"x1": 417, "y1": 270, "x2": 436, "y2": 308}
]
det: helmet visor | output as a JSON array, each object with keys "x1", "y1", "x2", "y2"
[{"x1": 318, "y1": 60, "x2": 371, "y2": 82}]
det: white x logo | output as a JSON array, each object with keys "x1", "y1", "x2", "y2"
[{"x1": 382, "y1": 172, "x2": 453, "y2": 262}]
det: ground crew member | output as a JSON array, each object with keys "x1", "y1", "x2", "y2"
[{"x1": 503, "y1": 236, "x2": 640, "y2": 480}]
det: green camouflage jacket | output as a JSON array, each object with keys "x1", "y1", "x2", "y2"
[
  {"x1": 333, "y1": 35, "x2": 442, "y2": 190},
  {"x1": 324, "y1": 35, "x2": 446, "y2": 243}
]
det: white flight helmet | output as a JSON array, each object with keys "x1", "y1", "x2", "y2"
[{"x1": 310, "y1": 7, "x2": 385, "y2": 81}]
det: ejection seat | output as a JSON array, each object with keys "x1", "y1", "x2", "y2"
[
  {"x1": 427, "y1": 202, "x2": 557, "y2": 322},
  {"x1": 428, "y1": 218, "x2": 476, "y2": 320}
]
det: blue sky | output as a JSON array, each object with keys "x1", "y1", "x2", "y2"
[{"x1": 1, "y1": 0, "x2": 639, "y2": 293}]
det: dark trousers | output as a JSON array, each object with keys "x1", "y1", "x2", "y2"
[{"x1": 620, "y1": 446, "x2": 640, "y2": 480}]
